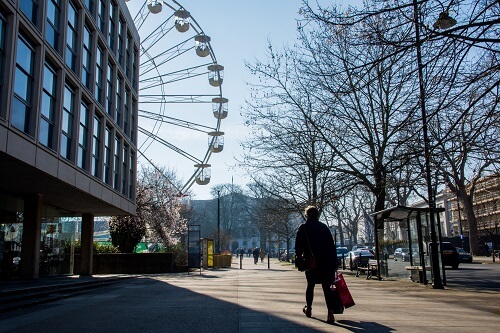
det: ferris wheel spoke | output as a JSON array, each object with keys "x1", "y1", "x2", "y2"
[
  {"x1": 139, "y1": 94, "x2": 218, "y2": 103},
  {"x1": 138, "y1": 126, "x2": 202, "y2": 164},
  {"x1": 140, "y1": 47, "x2": 192, "y2": 78},
  {"x1": 140, "y1": 65, "x2": 209, "y2": 90},
  {"x1": 139, "y1": 109, "x2": 215, "y2": 132}
]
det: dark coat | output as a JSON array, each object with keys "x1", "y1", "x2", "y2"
[{"x1": 295, "y1": 218, "x2": 338, "y2": 283}]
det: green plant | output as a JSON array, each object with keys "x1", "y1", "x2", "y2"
[{"x1": 163, "y1": 243, "x2": 187, "y2": 267}]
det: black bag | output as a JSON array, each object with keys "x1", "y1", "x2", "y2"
[
  {"x1": 296, "y1": 224, "x2": 316, "y2": 272},
  {"x1": 330, "y1": 289, "x2": 345, "y2": 314},
  {"x1": 295, "y1": 255, "x2": 317, "y2": 272}
]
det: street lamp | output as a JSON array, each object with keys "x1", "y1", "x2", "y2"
[{"x1": 412, "y1": 2, "x2": 456, "y2": 289}]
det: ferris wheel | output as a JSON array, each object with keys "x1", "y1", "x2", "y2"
[{"x1": 125, "y1": 0, "x2": 228, "y2": 195}]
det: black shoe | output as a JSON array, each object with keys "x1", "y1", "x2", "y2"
[
  {"x1": 303, "y1": 305, "x2": 312, "y2": 318},
  {"x1": 327, "y1": 310, "x2": 335, "y2": 324}
]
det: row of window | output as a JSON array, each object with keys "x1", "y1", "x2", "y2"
[
  {"x1": 20, "y1": 0, "x2": 138, "y2": 88},
  {"x1": 0, "y1": 2, "x2": 137, "y2": 200},
  {"x1": 9, "y1": 0, "x2": 139, "y2": 137}
]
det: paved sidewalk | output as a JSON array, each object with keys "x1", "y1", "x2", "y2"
[
  {"x1": 152, "y1": 256, "x2": 500, "y2": 332},
  {"x1": 0, "y1": 256, "x2": 498, "y2": 332}
]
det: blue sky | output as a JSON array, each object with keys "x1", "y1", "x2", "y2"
[{"x1": 127, "y1": 1, "x2": 349, "y2": 200}]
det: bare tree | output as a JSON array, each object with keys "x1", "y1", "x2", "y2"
[{"x1": 300, "y1": 0, "x2": 500, "y2": 255}]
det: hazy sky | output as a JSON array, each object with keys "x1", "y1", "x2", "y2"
[{"x1": 127, "y1": 0, "x2": 350, "y2": 200}]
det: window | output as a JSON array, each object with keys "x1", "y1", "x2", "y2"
[
  {"x1": 125, "y1": 33, "x2": 131, "y2": 79},
  {"x1": 65, "y1": 1, "x2": 78, "y2": 72},
  {"x1": 103, "y1": 126, "x2": 111, "y2": 184},
  {"x1": 95, "y1": 45, "x2": 103, "y2": 104},
  {"x1": 115, "y1": 75, "x2": 122, "y2": 127},
  {"x1": 129, "y1": 151, "x2": 134, "y2": 199},
  {"x1": 39, "y1": 62, "x2": 57, "y2": 149},
  {"x1": 97, "y1": 0, "x2": 106, "y2": 35},
  {"x1": 132, "y1": 47, "x2": 138, "y2": 90},
  {"x1": 122, "y1": 144, "x2": 127, "y2": 195},
  {"x1": 108, "y1": 1, "x2": 115, "y2": 51},
  {"x1": 0, "y1": 13, "x2": 6, "y2": 119},
  {"x1": 92, "y1": 115, "x2": 101, "y2": 178},
  {"x1": 117, "y1": 19, "x2": 125, "y2": 66},
  {"x1": 130, "y1": 98, "x2": 136, "y2": 144},
  {"x1": 114, "y1": 136, "x2": 120, "y2": 190},
  {"x1": 123, "y1": 89, "x2": 129, "y2": 135},
  {"x1": 20, "y1": 0, "x2": 38, "y2": 26},
  {"x1": 78, "y1": 101, "x2": 89, "y2": 170},
  {"x1": 106, "y1": 62, "x2": 113, "y2": 116},
  {"x1": 46, "y1": 0, "x2": 60, "y2": 52},
  {"x1": 82, "y1": 25, "x2": 92, "y2": 91},
  {"x1": 12, "y1": 35, "x2": 35, "y2": 135},
  {"x1": 84, "y1": 0, "x2": 94, "y2": 16},
  {"x1": 61, "y1": 85, "x2": 75, "y2": 160}
]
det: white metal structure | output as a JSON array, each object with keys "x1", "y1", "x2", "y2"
[{"x1": 126, "y1": 0, "x2": 227, "y2": 193}]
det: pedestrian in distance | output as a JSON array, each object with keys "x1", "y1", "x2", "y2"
[
  {"x1": 259, "y1": 248, "x2": 265, "y2": 263},
  {"x1": 295, "y1": 205, "x2": 339, "y2": 324},
  {"x1": 239, "y1": 248, "x2": 244, "y2": 260},
  {"x1": 252, "y1": 247, "x2": 260, "y2": 264}
]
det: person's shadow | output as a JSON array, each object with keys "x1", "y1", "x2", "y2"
[{"x1": 334, "y1": 319, "x2": 394, "y2": 332}]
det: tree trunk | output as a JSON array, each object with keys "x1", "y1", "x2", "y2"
[{"x1": 461, "y1": 194, "x2": 480, "y2": 255}]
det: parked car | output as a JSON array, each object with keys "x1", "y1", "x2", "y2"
[
  {"x1": 439, "y1": 242, "x2": 460, "y2": 269},
  {"x1": 336, "y1": 247, "x2": 349, "y2": 267},
  {"x1": 394, "y1": 248, "x2": 411, "y2": 262},
  {"x1": 348, "y1": 250, "x2": 375, "y2": 271},
  {"x1": 456, "y1": 247, "x2": 473, "y2": 263}
]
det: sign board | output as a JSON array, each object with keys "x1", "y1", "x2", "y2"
[
  {"x1": 202, "y1": 238, "x2": 214, "y2": 269},
  {"x1": 188, "y1": 225, "x2": 201, "y2": 269}
]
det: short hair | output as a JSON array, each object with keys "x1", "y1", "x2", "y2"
[{"x1": 305, "y1": 206, "x2": 319, "y2": 220}]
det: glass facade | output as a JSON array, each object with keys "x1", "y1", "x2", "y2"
[
  {"x1": 116, "y1": 75, "x2": 122, "y2": 127},
  {"x1": 92, "y1": 115, "x2": 101, "y2": 178},
  {"x1": 106, "y1": 62, "x2": 113, "y2": 116},
  {"x1": 95, "y1": 45, "x2": 103, "y2": 104},
  {"x1": 82, "y1": 25, "x2": 92, "y2": 91},
  {"x1": 45, "y1": 0, "x2": 60, "y2": 52},
  {"x1": 65, "y1": 1, "x2": 78, "y2": 73},
  {"x1": 113, "y1": 136, "x2": 120, "y2": 190},
  {"x1": 61, "y1": 85, "x2": 75, "y2": 161},
  {"x1": 39, "y1": 62, "x2": 57, "y2": 149},
  {"x1": 0, "y1": 0, "x2": 138, "y2": 279},
  {"x1": 20, "y1": 0, "x2": 38, "y2": 26},
  {"x1": 78, "y1": 101, "x2": 89, "y2": 170},
  {"x1": 97, "y1": 0, "x2": 106, "y2": 35},
  {"x1": 108, "y1": 1, "x2": 115, "y2": 51},
  {"x1": 12, "y1": 35, "x2": 35, "y2": 135},
  {"x1": 104, "y1": 126, "x2": 112, "y2": 185},
  {"x1": 0, "y1": 12, "x2": 6, "y2": 120}
]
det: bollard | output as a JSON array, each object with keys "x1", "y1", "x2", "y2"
[
  {"x1": 268, "y1": 253, "x2": 270, "y2": 269},
  {"x1": 240, "y1": 254, "x2": 243, "y2": 269},
  {"x1": 342, "y1": 253, "x2": 345, "y2": 270}
]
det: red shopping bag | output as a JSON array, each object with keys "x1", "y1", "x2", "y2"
[{"x1": 334, "y1": 272, "x2": 355, "y2": 308}]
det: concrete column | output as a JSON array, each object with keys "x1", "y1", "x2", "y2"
[
  {"x1": 20, "y1": 194, "x2": 43, "y2": 278},
  {"x1": 80, "y1": 213, "x2": 94, "y2": 276}
]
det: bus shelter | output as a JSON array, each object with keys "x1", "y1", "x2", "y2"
[{"x1": 370, "y1": 205, "x2": 446, "y2": 285}]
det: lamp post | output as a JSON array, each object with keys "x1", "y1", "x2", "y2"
[
  {"x1": 456, "y1": 195, "x2": 465, "y2": 250},
  {"x1": 217, "y1": 190, "x2": 221, "y2": 254},
  {"x1": 411, "y1": 0, "x2": 446, "y2": 289}
]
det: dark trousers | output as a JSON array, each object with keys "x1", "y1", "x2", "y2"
[{"x1": 305, "y1": 270, "x2": 335, "y2": 310}]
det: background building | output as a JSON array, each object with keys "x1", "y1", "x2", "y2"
[
  {"x1": 448, "y1": 174, "x2": 500, "y2": 251},
  {"x1": 0, "y1": 0, "x2": 138, "y2": 279}
]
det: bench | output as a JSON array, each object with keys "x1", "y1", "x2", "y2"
[
  {"x1": 405, "y1": 266, "x2": 431, "y2": 283},
  {"x1": 356, "y1": 259, "x2": 378, "y2": 279}
]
